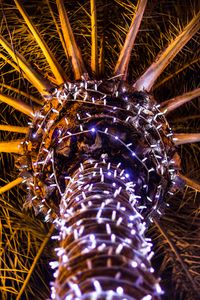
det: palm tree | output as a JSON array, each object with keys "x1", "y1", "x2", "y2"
[{"x1": 0, "y1": 0, "x2": 200, "y2": 299}]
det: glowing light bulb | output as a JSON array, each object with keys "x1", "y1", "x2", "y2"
[
  {"x1": 116, "y1": 287, "x2": 124, "y2": 295},
  {"x1": 142, "y1": 295, "x2": 152, "y2": 300},
  {"x1": 131, "y1": 261, "x2": 138, "y2": 268}
]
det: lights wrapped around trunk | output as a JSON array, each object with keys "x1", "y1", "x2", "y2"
[{"x1": 18, "y1": 79, "x2": 182, "y2": 299}]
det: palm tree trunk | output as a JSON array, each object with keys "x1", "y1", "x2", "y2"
[
  {"x1": 52, "y1": 160, "x2": 161, "y2": 300},
  {"x1": 21, "y1": 80, "x2": 179, "y2": 299}
]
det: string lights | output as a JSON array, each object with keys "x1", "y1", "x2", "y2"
[{"x1": 18, "y1": 79, "x2": 181, "y2": 299}]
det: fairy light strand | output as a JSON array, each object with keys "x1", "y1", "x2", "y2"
[{"x1": 18, "y1": 79, "x2": 182, "y2": 299}]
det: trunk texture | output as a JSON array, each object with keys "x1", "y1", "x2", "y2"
[{"x1": 52, "y1": 160, "x2": 161, "y2": 299}]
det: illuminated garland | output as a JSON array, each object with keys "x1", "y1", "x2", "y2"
[{"x1": 18, "y1": 79, "x2": 181, "y2": 299}]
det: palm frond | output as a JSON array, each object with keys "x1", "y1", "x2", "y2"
[
  {"x1": 173, "y1": 133, "x2": 200, "y2": 145},
  {"x1": 0, "y1": 125, "x2": 28, "y2": 134},
  {"x1": 134, "y1": 10, "x2": 200, "y2": 91},
  {"x1": 114, "y1": 0, "x2": 147, "y2": 79},
  {"x1": 0, "y1": 178, "x2": 23, "y2": 194},
  {"x1": 0, "y1": 36, "x2": 52, "y2": 94},
  {"x1": 150, "y1": 188, "x2": 200, "y2": 300},
  {"x1": 0, "y1": 140, "x2": 23, "y2": 154},
  {"x1": 0, "y1": 93, "x2": 34, "y2": 117},
  {"x1": 161, "y1": 88, "x2": 200, "y2": 113},
  {"x1": 14, "y1": 0, "x2": 67, "y2": 85},
  {"x1": 90, "y1": 0, "x2": 98, "y2": 75},
  {"x1": 56, "y1": 0, "x2": 87, "y2": 79},
  {"x1": 16, "y1": 224, "x2": 55, "y2": 300},
  {"x1": 0, "y1": 83, "x2": 43, "y2": 105}
]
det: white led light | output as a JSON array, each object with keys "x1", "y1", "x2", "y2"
[
  {"x1": 116, "y1": 286, "x2": 124, "y2": 295},
  {"x1": 90, "y1": 234, "x2": 95, "y2": 242},
  {"x1": 62, "y1": 254, "x2": 68, "y2": 263},
  {"x1": 93, "y1": 280, "x2": 102, "y2": 293},
  {"x1": 131, "y1": 261, "x2": 138, "y2": 268},
  {"x1": 131, "y1": 229, "x2": 136, "y2": 235},
  {"x1": 49, "y1": 261, "x2": 59, "y2": 269},
  {"x1": 142, "y1": 295, "x2": 152, "y2": 300}
]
